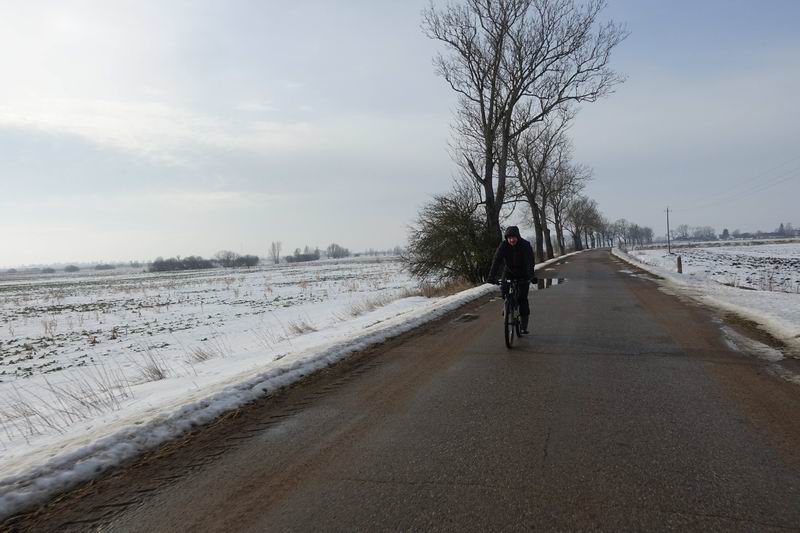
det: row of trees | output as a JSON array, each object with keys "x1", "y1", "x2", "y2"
[
  {"x1": 286, "y1": 246, "x2": 321, "y2": 263},
  {"x1": 149, "y1": 252, "x2": 260, "y2": 272},
  {"x1": 668, "y1": 222, "x2": 800, "y2": 243},
  {"x1": 214, "y1": 251, "x2": 260, "y2": 268},
  {"x1": 408, "y1": 0, "x2": 630, "y2": 282},
  {"x1": 270, "y1": 242, "x2": 404, "y2": 262},
  {"x1": 719, "y1": 224, "x2": 798, "y2": 241},
  {"x1": 327, "y1": 243, "x2": 350, "y2": 259},
  {"x1": 671, "y1": 224, "x2": 716, "y2": 242},
  {"x1": 150, "y1": 256, "x2": 216, "y2": 272}
]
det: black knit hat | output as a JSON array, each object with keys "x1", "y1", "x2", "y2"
[{"x1": 504, "y1": 226, "x2": 521, "y2": 238}]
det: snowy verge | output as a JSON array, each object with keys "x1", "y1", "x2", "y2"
[
  {"x1": 0, "y1": 285, "x2": 484, "y2": 518},
  {"x1": 611, "y1": 248, "x2": 800, "y2": 353}
]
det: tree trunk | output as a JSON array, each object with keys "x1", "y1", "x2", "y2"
[
  {"x1": 555, "y1": 222, "x2": 566, "y2": 255},
  {"x1": 483, "y1": 180, "x2": 502, "y2": 245},
  {"x1": 544, "y1": 228, "x2": 554, "y2": 259},
  {"x1": 539, "y1": 208, "x2": 554, "y2": 259},
  {"x1": 539, "y1": 194, "x2": 554, "y2": 260},
  {"x1": 573, "y1": 230, "x2": 583, "y2": 251},
  {"x1": 530, "y1": 200, "x2": 545, "y2": 262},
  {"x1": 481, "y1": 141, "x2": 501, "y2": 245}
]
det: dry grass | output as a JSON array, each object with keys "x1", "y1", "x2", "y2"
[
  {"x1": 132, "y1": 347, "x2": 172, "y2": 382},
  {"x1": 347, "y1": 287, "x2": 426, "y2": 318},
  {"x1": 0, "y1": 362, "x2": 134, "y2": 444},
  {"x1": 249, "y1": 327, "x2": 281, "y2": 350},
  {"x1": 417, "y1": 279, "x2": 474, "y2": 298},
  {"x1": 288, "y1": 316, "x2": 317, "y2": 335},
  {"x1": 187, "y1": 346, "x2": 216, "y2": 363}
]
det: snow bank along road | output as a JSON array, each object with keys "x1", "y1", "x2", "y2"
[
  {"x1": 5, "y1": 250, "x2": 800, "y2": 531},
  {"x1": 617, "y1": 243, "x2": 800, "y2": 354}
]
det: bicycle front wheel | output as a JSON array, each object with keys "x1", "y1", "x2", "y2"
[{"x1": 504, "y1": 299, "x2": 515, "y2": 349}]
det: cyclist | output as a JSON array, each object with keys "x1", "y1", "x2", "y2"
[{"x1": 488, "y1": 226, "x2": 536, "y2": 335}]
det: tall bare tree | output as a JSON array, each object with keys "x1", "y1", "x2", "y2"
[
  {"x1": 510, "y1": 107, "x2": 572, "y2": 260},
  {"x1": 268, "y1": 241, "x2": 282, "y2": 264},
  {"x1": 423, "y1": 0, "x2": 627, "y2": 243},
  {"x1": 549, "y1": 161, "x2": 592, "y2": 254}
]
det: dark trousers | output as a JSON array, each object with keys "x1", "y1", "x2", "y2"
[{"x1": 501, "y1": 279, "x2": 531, "y2": 329}]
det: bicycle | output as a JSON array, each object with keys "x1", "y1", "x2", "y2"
[{"x1": 502, "y1": 279, "x2": 522, "y2": 349}]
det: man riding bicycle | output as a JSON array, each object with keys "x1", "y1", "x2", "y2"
[{"x1": 488, "y1": 226, "x2": 536, "y2": 335}]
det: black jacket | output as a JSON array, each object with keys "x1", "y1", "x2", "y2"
[{"x1": 488, "y1": 237, "x2": 536, "y2": 281}]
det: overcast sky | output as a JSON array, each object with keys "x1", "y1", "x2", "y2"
[{"x1": 2, "y1": 0, "x2": 799, "y2": 267}]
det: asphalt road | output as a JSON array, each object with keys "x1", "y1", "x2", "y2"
[{"x1": 6, "y1": 250, "x2": 800, "y2": 531}]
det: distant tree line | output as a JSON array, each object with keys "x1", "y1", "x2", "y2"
[
  {"x1": 267, "y1": 242, "x2": 404, "y2": 262},
  {"x1": 214, "y1": 251, "x2": 260, "y2": 268},
  {"x1": 286, "y1": 246, "x2": 321, "y2": 263},
  {"x1": 327, "y1": 243, "x2": 350, "y2": 259},
  {"x1": 362, "y1": 247, "x2": 404, "y2": 257},
  {"x1": 717, "y1": 223, "x2": 798, "y2": 241},
  {"x1": 148, "y1": 251, "x2": 260, "y2": 272},
  {"x1": 150, "y1": 256, "x2": 216, "y2": 272},
  {"x1": 603, "y1": 220, "x2": 654, "y2": 248}
]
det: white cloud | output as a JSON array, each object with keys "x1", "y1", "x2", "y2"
[
  {"x1": 235, "y1": 100, "x2": 276, "y2": 113},
  {"x1": 0, "y1": 98, "x2": 320, "y2": 165},
  {"x1": 10, "y1": 190, "x2": 286, "y2": 213}
]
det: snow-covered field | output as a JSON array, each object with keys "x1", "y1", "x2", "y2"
[
  {"x1": 1, "y1": 257, "x2": 416, "y2": 382},
  {"x1": 0, "y1": 257, "x2": 424, "y2": 447},
  {"x1": 629, "y1": 243, "x2": 800, "y2": 293},
  {"x1": 616, "y1": 244, "x2": 800, "y2": 354}
]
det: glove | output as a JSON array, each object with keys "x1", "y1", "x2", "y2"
[{"x1": 530, "y1": 276, "x2": 538, "y2": 283}]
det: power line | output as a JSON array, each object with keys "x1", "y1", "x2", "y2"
[{"x1": 671, "y1": 154, "x2": 800, "y2": 213}]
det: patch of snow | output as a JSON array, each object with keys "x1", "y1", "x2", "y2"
[
  {"x1": 720, "y1": 326, "x2": 784, "y2": 362},
  {"x1": 612, "y1": 248, "x2": 800, "y2": 354}
]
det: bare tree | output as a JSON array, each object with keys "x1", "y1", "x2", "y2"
[
  {"x1": 673, "y1": 224, "x2": 690, "y2": 240},
  {"x1": 423, "y1": 0, "x2": 627, "y2": 243},
  {"x1": 268, "y1": 241, "x2": 282, "y2": 264},
  {"x1": 511, "y1": 108, "x2": 573, "y2": 260},
  {"x1": 214, "y1": 250, "x2": 239, "y2": 268},
  {"x1": 326, "y1": 243, "x2": 351, "y2": 259},
  {"x1": 549, "y1": 161, "x2": 591, "y2": 254}
]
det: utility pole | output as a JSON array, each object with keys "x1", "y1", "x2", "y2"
[{"x1": 666, "y1": 207, "x2": 671, "y2": 254}]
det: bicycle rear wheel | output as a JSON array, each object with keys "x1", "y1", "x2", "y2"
[{"x1": 504, "y1": 299, "x2": 515, "y2": 349}]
